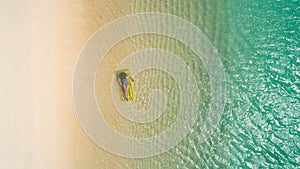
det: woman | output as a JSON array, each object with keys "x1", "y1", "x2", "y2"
[{"x1": 117, "y1": 72, "x2": 134, "y2": 101}]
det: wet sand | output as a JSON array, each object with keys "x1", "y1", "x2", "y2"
[{"x1": 0, "y1": 0, "x2": 134, "y2": 168}]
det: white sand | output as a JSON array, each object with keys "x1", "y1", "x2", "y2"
[{"x1": 0, "y1": 0, "x2": 134, "y2": 168}]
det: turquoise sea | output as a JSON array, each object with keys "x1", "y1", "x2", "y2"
[{"x1": 92, "y1": 0, "x2": 299, "y2": 168}]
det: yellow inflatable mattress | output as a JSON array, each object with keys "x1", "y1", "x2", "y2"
[{"x1": 115, "y1": 69, "x2": 134, "y2": 101}]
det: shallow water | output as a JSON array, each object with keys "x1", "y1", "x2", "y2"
[{"x1": 92, "y1": 0, "x2": 299, "y2": 168}]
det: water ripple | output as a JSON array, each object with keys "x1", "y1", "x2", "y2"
[{"x1": 89, "y1": 0, "x2": 300, "y2": 168}]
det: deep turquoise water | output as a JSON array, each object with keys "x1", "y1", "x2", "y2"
[
  {"x1": 124, "y1": 0, "x2": 300, "y2": 168},
  {"x1": 89, "y1": 0, "x2": 299, "y2": 168}
]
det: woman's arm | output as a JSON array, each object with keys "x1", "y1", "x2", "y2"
[
  {"x1": 117, "y1": 78, "x2": 122, "y2": 85},
  {"x1": 129, "y1": 76, "x2": 135, "y2": 82}
]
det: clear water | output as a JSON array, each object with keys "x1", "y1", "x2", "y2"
[{"x1": 94, "y1": 0, "x2": 299, "y2": 168}]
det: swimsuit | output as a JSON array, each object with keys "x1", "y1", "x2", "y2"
[
  {"x1": 121, "y1": 77, "x2": 129, "y2": 85},
  {"x1": 119, "y1": 72, "x2": 129, "y2": 85}
]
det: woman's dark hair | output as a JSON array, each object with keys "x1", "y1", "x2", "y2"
[{"x1": 119, "y1": 72, "x2": 127, "y2": 79}]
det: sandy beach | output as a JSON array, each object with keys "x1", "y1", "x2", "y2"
[
  {"x1": 2, "y1": 0, "x2": 298, "y2": 169},
  {"x1": 0, "y1": 0, "x2": 134, "y2": 168}
]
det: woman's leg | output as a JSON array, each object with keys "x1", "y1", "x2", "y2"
[{"x1": 123, "y1": 85, "x2": 129, "y2": 100}]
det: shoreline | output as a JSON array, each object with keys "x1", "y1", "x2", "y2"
[{"x1": 1, "y1": 0, "x2": 135, "y2": 168}]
